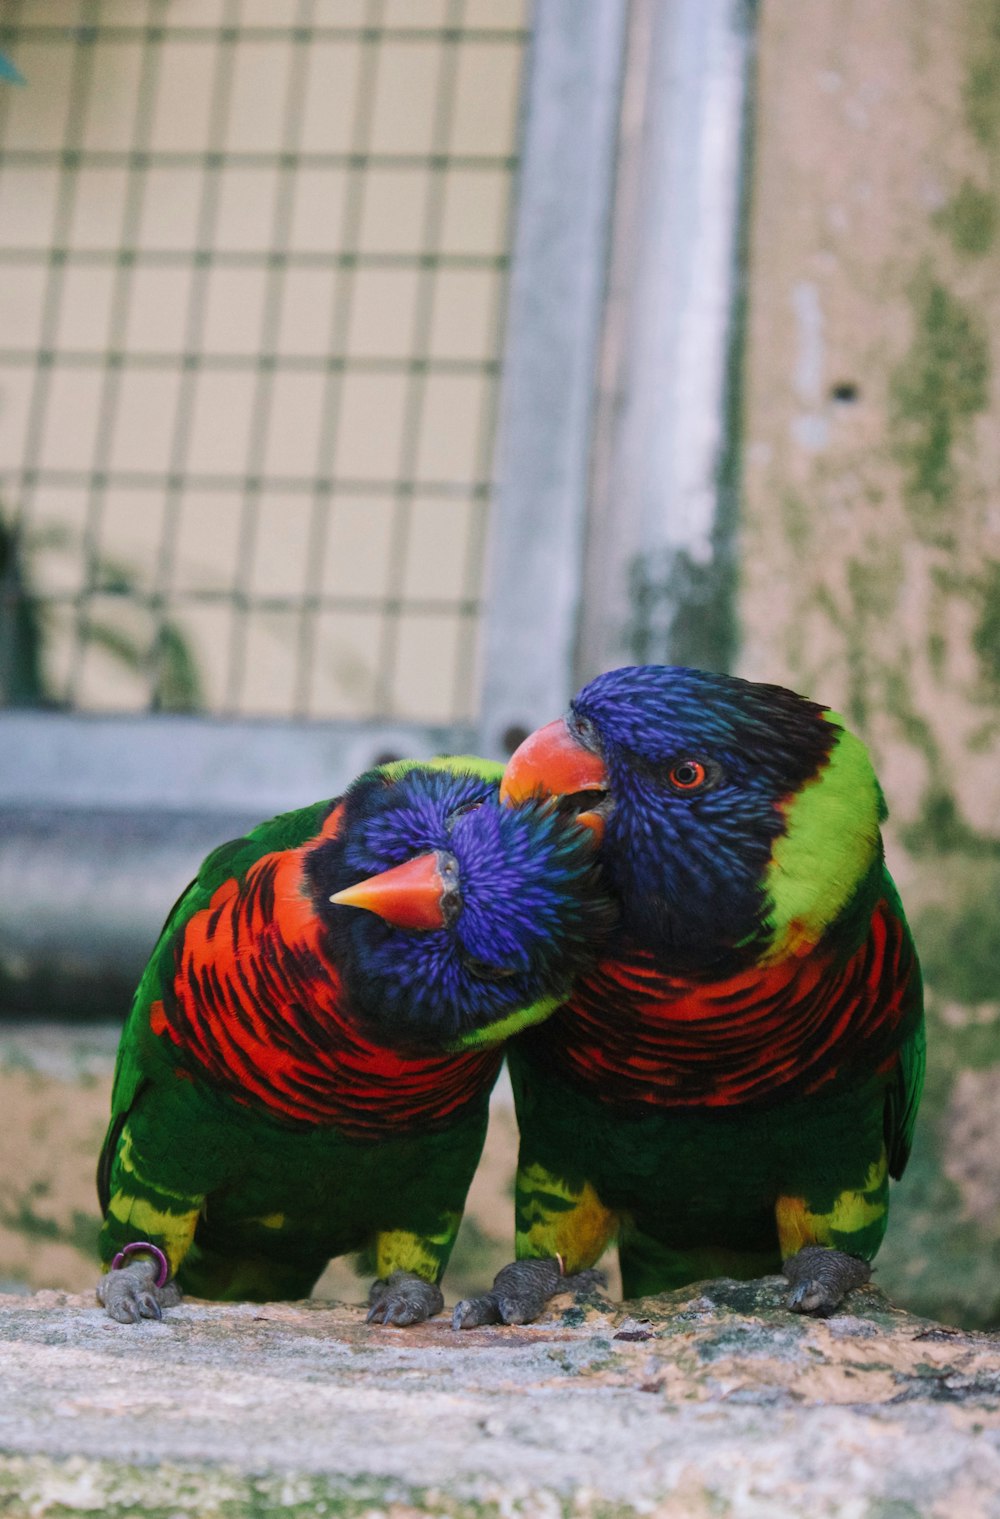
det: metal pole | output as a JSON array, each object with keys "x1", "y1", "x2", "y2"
[
  {"x1": 577, "y1": 0, "x2": 757, "y2": 682},
  {"x1": 477, "y1": 0, "x2": 629, "y2": 758}
]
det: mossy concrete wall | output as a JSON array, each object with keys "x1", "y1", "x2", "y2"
[{"x1": 740, "y1": 0, "x2": 1000, "y2": 1324}]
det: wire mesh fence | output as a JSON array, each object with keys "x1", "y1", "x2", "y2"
[{"x1": 0, "y1": 0, "x2": 527, "y2": 722}]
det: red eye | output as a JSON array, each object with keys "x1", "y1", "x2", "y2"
[{"x1": 668, "y1": 760, "x2": 708, "y2": 791}]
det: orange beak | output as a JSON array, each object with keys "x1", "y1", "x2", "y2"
[
  {"x1": 500, "y1": 718, "x2": 609, "y2": 835},
  {"x1": 330, "y1": 852, "x2": 449, "y2": 931}
]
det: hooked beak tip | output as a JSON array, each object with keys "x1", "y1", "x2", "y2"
[{"x1": 500, "y1": 717, "x2": 609, "y2": 808}]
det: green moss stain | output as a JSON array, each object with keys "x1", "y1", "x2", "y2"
[
  {"x1": 890, "y1": 275, "x2": 990, "y2": 542},
  {"x1": 0, "y1": 1188, "x2": 101, "y2": 1257},
  {"x1": 935, "y1": 180, "x2": 997, "y2": 255},
  {"x1": 884, "y1": 670, "x2": 939, "y2": 779},
  {"x1": 0, "y1": 1455, "x2": 697, "y2": 1519},
  {"x1": 972, "y1": 561, "x2": 1000, "y2": 689},
  {"x1": 625, "y1": 548, "x2": 736, "y2": 675},
  {"x1": 927, "y1": 631, "x2": 947, "y2": 676},
  {"x1": 808, "y1": 541, "x2": 910, "y2": 737},
  {"x1": 779, "y1": 493, "x2": 812, "y2": 557},
  {"x1": 879, "y1": 668, "x2": 999, "y2": 855},
  {"x1": 845, "y1": 555, "x2": 905, "y2": 728},
  {"x1": 964, "y1": 0, "x2": 1000, "y2": 146},
  {"x1": 0, "y1": 1462, "x2": 527, "y2": 1519},
  {"x1": 848, "y1": 552, "x2": 903, "y2": 623},
  {"x1": 902, "y1": 786, "x2": 1000, "y2": 857},
  {"x1": 911, "y1": 860, "x2": 1000, "y2": 1004}
]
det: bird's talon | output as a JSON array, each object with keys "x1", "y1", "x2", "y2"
[
  {"x1": 97, "y1": 1256, "x2": 178, "y2": 1324},
  {"x1": 365, "y1": 1270, "x2": 442, "y2": 1328},
  {"x1": 452, "y1": 1294, "x2": 502, "y2": 1330},
  {"x1": 497, "y1": 1294, "x2": 544, "y2": 1325},
  {"x1": 454, "y1": 1257, "x2": 573, "y2": 1329},
  {"x1": 782, "y1": 1245, "x2": 871, "y2": 1317}
]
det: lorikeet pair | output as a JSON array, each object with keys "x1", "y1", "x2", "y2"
[
  {"x1": 99, "y1": 666, "x2": 924, "y2": 1326},
  {"x1": 454, "y1": 665, "x2": 925, "y2": 1326},
  {"x1": 96, "y1": 757, "x2": 613, "y2": 1324}
]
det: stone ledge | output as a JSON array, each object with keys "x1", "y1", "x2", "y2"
[{"x1": 1, "y1": 1277, "x2": 999, "y2": 1517}]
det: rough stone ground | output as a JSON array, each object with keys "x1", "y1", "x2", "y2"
[{"x1": 1, "y1": 1276, "x2": 999, "y2": 1518}]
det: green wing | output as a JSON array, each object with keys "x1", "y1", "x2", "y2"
[
  {"x1": 886, "y1": 1014, "x2": 926, "y2": 1180},
  {"x1": 98, "y1": 794, "x2": 342, "y2": 1209},
  {"x1": 881, "y1": 873, "x2": 926, "y2": 1180}
]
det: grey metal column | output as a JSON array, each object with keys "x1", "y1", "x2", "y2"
[
  {"x1": 576, "y1": 0, "x2": 757, "y2": 682},
  {"x1": 477, "y1": 0, "x2": 629, "y2": 759}
]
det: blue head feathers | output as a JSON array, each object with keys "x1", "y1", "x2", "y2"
[
  {"x1": 572, "y1": 666, "x2": 841, "y2": 961},
  {"x1": 311, "y1": 763, "x2": 614, "y2": 1046},
  {"x1": 504, "y1": 666, "x2": 853, "y2": 969}
]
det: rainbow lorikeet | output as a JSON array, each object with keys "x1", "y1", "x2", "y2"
[
  {"x1": 454, "y1": 667, "x2": 924, "y2": 1327},
  {"x1": 97, "y1": 757, "x2": 613, "y2": 1326}
]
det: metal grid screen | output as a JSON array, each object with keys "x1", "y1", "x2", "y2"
[{"x1": 0, "y1": 0, "x2": 526, "y2": 721}]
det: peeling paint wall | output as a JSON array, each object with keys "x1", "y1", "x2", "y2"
[{"x1": 741, "y1": 0, "x2": 1000, "y2": 1324}]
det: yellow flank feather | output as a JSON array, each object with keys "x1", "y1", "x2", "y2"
[
  {"x1": 515, "y1": 1162, "x2": 618, "y2": 1273},
  {"x1": 104, "y1": 1126, "x2": 205, "y2": 1273},
  {"x1": 775, "y1": 1151, "x2": 889, "y2": 1257},
  {"x1": 105, "y1": 1191, "x2": 201, "y2": 1273},
  {"x1": 375, "y1": 1216, "x2": 461, "y2": 1283}
]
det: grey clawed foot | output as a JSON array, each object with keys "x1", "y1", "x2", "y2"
[
  {"x1": 97, "y1": 1258, "x2": 182, "y2": 1324},
  {"x1": 366, "y1": 1270, "x2": 444, "y2": 1327},
  {"x1": 452, "y1": 1257, "x2": 607, "y2": 1330},
  {"x1": 782, "y1": 1245, "x2": 871, "y2": 1316}
]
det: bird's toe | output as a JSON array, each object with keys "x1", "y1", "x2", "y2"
[
  {"x1": 782, "y1": 1245, "x2": 871, "y2": 1317},
  {"x1": 366, "y1": 1271, "x2": 443, "y2": 1327},
  {"x1": 97, "y1": 1257, "x2": 179, "y2": 1324}
]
